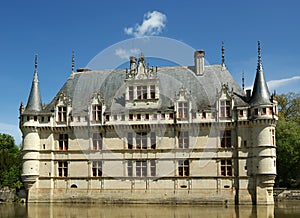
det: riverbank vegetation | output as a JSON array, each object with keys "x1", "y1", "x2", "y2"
[
  {"x1": 0, "y1": 134, "x2": 22, "y2": 189},
  {"x1": 275, "y1": 92, "x2": 300, "y2": 188}
]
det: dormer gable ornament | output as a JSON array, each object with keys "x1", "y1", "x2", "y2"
[
  {"x1": 217, "y1": 84, "x2": 234, "y2": 100},
  {"x1": 126, "y1": 54, "x2": 157, "y2": 80},
  {"x1": 175, "y1": 86, "x2": 191, "y2": 102},
  {"x1": 90, "y1": 91, "x2": 105, "y2": 105},
  {"x1": 56, "y1": 92, "x2": 72, "y2": 106}
]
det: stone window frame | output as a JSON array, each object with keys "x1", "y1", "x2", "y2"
[
  {"x1": 92, "y1": 133, "x2": 103, "y2": 150},
  {"x1": 92, "y1": 160, "x2": 102, "y2": 177},
  {"x1": 128, "y1": 86, "x2": 134, "y2": 100},
  {"x1": 220, "y1": 159, "x2": 233, "y2": 176},
  {"x1": 220, "y1": 100, "x2": 231, "y2": 118},
  {"x1": 91, "y1": 104, "x2": 102, "y2": 122},
  {"x1": 177, "y1": 102, "x2": 189, "y2": 119},
  {"x1": 178, "y1": 159, "x2": 190, "y2": 177},
  {"x1": 136, "y1": 132, "x2": 147, "y2": 149},
  {"x1": 127, "y1": 84, "x2": 157, "y2": 101},
  {"x1": 127, "y1": 160, "x2": 133, "y2": 177},
  {"x1": 127, "y1": 160, "x2": 157, "y2": 177},
  {"x1": 150, "y1": 85, "x2": 156, "y2": 99},
  {"x1": 178, "y1": 131, "x2": 189, "y2": 149},
  {"x1": 136, "y1": 160, "x2": 147, "y2": 177},
  {"x1": 220, "y1": 130, "x2": 232, "y2": 148},
  {"x1": 127, "y1": 132, "x2": 156, "y2": 150},
  {"x1": 58, "y1": 134, "x2": 68, "y2": 151},
  {"x1": 150, "y1": 160, "x2": 156, "y2": 177},
  {"x1": 137, "y1": 85, "x2": 147, "y2": 100},
  {"x1": 271, "y1": 128, "x2": 276, "y2": 146},
  {"x1": 57, "y1": 106, "x2": 67, "y2": 123},
  {"x1": 58, "y1": 161, "x2": 68, "y2": 177}
]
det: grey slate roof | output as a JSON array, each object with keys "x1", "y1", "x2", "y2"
[
  {"x1": 250, "y1": 63, "x2": 271, "y2": 106},
  {"x1": 24, "y1": 70, "x2": 42, "y2": 114},
  {"x1": 43, "y1": 64, "x2": 247, "y2": 116}
]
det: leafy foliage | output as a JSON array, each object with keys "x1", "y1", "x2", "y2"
[
  {"x1": 275, "y1": 92, "x2": 300, "y2": 188},
  {"x1": 0, "y1": 133, "x2": 22, "y2": 189},
  {"x1": 276, "y1": 92, "x2": 300, "y2": 123},
  {"x1": 275, "y1": 121, "x2": 300, "y2": 187}
]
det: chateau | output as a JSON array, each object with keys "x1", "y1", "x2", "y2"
[{"x1": 20, "y1": 42, "x2": 278, "y2": 204}]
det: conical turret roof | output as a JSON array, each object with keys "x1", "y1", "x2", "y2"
[
  {"x1": 250, "y1": 41, "x2": 271, "y2": 106},
  {"x1": 25, "y1": 55, "x2": 42, "y2": 112}
]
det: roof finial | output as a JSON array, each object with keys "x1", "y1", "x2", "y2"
[
  {"x1": 222, "y1": 41, "x2": 225, "y2": 65},
  {"x1": 258, "y1": 40, "x2": 261, "y2": 64},
  {"x1": 221, "y1": 41, "x2": 226, "y2": 70},
  {"x1": 34, "y1": 54, "x2": 38, "y2": 72},
  {"x1": 242, "y1": 71, "x2": 245, "y2": 91},
  {"x1": 72, "y1": 51, "x2": 75, "y2": 72},
  {"x1": 34, "y1": 54, "x2": 38, "y2": 82}
]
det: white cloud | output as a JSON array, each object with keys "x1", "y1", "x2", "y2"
[
  {"x1": 0, "y1": 123, "x2": 22, "y2": 145},
  {"x1": 267, "y1": 75, "x2": 300, "y2": 91},
  {"x1": 124, "y1": 11, "x2": 167, "y2": 37},
  {"x1": 115, "y1": 48, "x2": 141, "y2": 59},
  {"x1": 245, "y1": 75, "x2": 300, "y2": 92}
]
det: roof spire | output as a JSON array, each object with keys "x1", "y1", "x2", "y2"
[
  {"x1": 258, "y1": 40, "x2": 261, "y2": 64},
  {"x1": 25, "y1": 54, "x2": 43, "y2": 112},
  {"x1": 221, "y1": 41, "x2": 226, "y2": 70},
  {"x1": 250, "y1": 41, "x2": 271, "y2": 105},
  {"x1": 72, "y1": 51, "x2": 75, "y2": 72},
  {"x1": 242, "y1": 71, "x2": 245, "y2": 91}
]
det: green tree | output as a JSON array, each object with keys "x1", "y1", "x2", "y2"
[
  {"x1": 0, "y1": 133, "x2": 22, "y2": 189},
  {"x1": 276, "y1": 92, "x2": 300, "y2": 123},
  {"x1": 275, "y1": 121, "x2": 300, "y2": 187},
  {"x1": 275, "y1": 92, "x2": 300, "y2": 187}
]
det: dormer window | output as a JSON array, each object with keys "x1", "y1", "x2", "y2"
[
  {"x1": 178, "y1": 102, "x2": 188, "y2": 119},
  {"x1": 220, "y1": 100, "x2": 230, "y2": 117},
  {"x1": 58, "y1": 106, "x2": 67, "y2": 122},
  {"x1": 137, "y1": 86, "x2": 147, "y2": 99},
  {"x1": 92, "y1": 104, "x2": 102, "y2": 121},
  {"x1": 128, "y1": 86, "x2": 134, "y2": 100},
  {"x1": 150, "y1": 85, "x2": 155, "y2": 99}
]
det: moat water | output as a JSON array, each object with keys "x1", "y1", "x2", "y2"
[{"x1": 1, "y1": 201, "x2": 300, "y2": 218}]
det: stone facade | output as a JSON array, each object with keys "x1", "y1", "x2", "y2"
[{"x1": 20, "y1": 43, "x2": 278, "y2": 204}]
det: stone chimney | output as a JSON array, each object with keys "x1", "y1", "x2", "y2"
[
  {"x1": 194, "y1": 50, "x2": 205, "y2": 76},
  {"x1": 246, "y1": 89, "x2": 251, "y2": 98}
]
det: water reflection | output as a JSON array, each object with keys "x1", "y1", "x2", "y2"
[{"x1": 1, "y1": 202, "x2": 300, "y2": 218}]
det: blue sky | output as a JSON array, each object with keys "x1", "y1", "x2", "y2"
[{"x1": 1, "y1": 0, "x2": 300, "y2": 144}]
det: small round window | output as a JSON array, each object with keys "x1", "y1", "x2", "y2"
[{"x1": 71, "y1": 184, "x2": 78, "y2": 188}]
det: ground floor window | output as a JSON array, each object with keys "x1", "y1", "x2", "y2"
[
  {"x1": 92, "y1": 161, "x2": 102, "y2": 177},
  {"x1": 58, "y1": 161, "x2": 68, "y2": 177},
  {"x1": 220, "y1": 159, "x2": 232, "y2": 176},
  {"x1": 127, "y1": 160, "x2": 156, "y2": 177},
  {"x1": 178, "y1": 160, "x2": 189, "y2": 176},
  {"x1": 127, "y1": 161, "x2": 133, "y2": 177},
  {"x1": 136, "y1": 160, "x2": 147, "y2": 177}
]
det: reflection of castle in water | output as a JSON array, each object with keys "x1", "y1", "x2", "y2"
[
  {"x1": 0, "y1": 203, "x2": 277, "y2": 218},
  {"x1": 19, "y1": 42, "x2": 277, "y2": 204}
]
